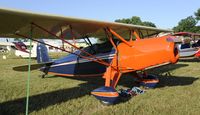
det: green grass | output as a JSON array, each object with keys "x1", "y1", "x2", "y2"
[{"x1": 0, "y1": 55, "x2": 200, "y2": 115}]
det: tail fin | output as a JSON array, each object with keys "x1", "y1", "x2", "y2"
[{"x1": 37, "y1": 40, "x2": 51, "y2": 63}]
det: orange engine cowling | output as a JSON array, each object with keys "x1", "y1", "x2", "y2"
[
  {"x1": 116, "y1": 35, "x2": 179, "y2": 71},
  {"x1": 102, "y1": 35, "x2": 179, "y2": 87}
]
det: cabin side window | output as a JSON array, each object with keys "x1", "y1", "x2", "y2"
[
  {"x1": 80, "y1": 40, "x2": 118, "y2": 56},
  {"x1": 180, "y1": 43, "x2": 190, "y2": 49}
]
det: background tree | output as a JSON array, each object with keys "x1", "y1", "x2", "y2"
[
  {"x1": 173, "y1": 16, "x2": 198, "y2": 33},
  {"x1": 142, "y1": 21, "x2": 156, "y2": 27},
  {"x1": 173, "y1": 8, "x2": 200, "y2": 33},
  {"x1": 195, "y1": 8, "x2": 200, "y2": 20},
  {"x1": 115, "y1": 16, "x2": 156, "y2": 27}
]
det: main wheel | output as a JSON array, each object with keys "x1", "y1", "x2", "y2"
[{"x1": 91, "y1": 86, "x2": 119, "y2": 105}]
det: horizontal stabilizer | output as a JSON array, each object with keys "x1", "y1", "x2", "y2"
[{"x1": 13, "y1": 62, "x2": 53, "y2": 71}]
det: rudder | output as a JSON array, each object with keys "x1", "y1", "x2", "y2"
[{"x1": 37, "y1": 40, "x2": 51, "y2": 63}]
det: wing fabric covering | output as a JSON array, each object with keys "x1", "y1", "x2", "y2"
[{"x1": 0, "y1": 8, "x2": 172, "y2": 40}]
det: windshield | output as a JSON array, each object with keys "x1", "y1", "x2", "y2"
[{"x1": 80, "y1": 40, "x2": 118, "y2": 56}]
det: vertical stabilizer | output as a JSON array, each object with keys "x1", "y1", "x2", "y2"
[{"x1": 37, "y1": 40, "x2": 51, "y2": 63}]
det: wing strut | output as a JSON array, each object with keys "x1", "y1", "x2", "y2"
[
  {"x1": 103, "y1": 27, "x2": 135, "y2": 87},
  {"x1": 104, "y1": 28, "x2": 119, "y2": 87},
  {"x1": 16, "y1": 33, "x2": 118, "y2": 71},
  {"x1": 85, "y1": 36, "x2": 96, "y2": 54},
  {"x1": 133, "y1": 31, "x2": 141, "y2": 40},
  {"x1": 17, "y1": 22, "x2": 118, "y2": 70},
  {"x1": 107, "y1": 28, "x2": 133, "y2": 47},
  {"x1": 31, "y1": 22, "x2": 117, "y2": 69},
  {"x1": 91, "y1": 27, "x2": 135, "y2": 104},
  {"x1": 69, "y1": 25, "x2": 76, "y2": 52}
]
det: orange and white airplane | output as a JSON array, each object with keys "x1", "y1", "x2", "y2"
[{"x1": 0, "y1": 8, "x2": 179, "y2": 104}]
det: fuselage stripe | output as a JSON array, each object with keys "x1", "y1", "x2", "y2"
[
  {"x1": 48, "y1": 72, "x2": 103, "y2": 77},
  {"x1": 51, "y1": 54, "x2": 115, "y2": 67}
]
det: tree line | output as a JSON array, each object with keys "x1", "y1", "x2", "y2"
[
  {"x1": 115, "y1": 8, "x2": 200, "y2": 33},
  {"x1": 173, "y1": 8, "x2": 200, "y2": 33}
]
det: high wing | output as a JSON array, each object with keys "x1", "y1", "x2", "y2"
[{"x1": 0, "y1": 8, "x2": 172, "y2": 40}]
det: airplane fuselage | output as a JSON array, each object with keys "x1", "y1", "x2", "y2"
[{"x1": 41, "y1": 35, "x2": 179, "y2": 77}]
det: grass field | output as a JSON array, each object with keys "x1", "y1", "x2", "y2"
[{"x1": 0, "y1": 54, "x2": 200, "y2": 115}]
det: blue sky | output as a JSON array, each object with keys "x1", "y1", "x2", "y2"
[{"x1": 0, "y1": 0, "x2": 200, "y2": 29}]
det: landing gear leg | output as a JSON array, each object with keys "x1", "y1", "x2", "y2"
[
  {"x1": 91, "y1": 67, "x2": 121, "y2": 105},
  {"x1": 39, "y1": 65, "x2": 50, "y2": 78}
]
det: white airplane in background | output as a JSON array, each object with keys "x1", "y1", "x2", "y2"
[{"x1": 0, "y1": 41, "x2": 37, "y2": 58}]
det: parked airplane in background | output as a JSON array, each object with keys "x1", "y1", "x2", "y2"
[
  {"x1": 172, "y1": 32, "x2": 200, "y2": 58},
  {"x1": 0, "y1": 41, "x2": 37, "y2": 58},
  {"x1": 0, "y1": 8, "x2": 179, "y2": 104},
  {"x1": 14, "y1": 41, "x2": 37, "y2": 58},
  {"x1": 0, "y1": 39, "x2": 88, "y2": 58},
  {"x1": 0, "y1": 41, "x2": 11, "y2": 53}
]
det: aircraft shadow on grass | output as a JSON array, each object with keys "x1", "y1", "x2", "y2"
[
  {"x1": 0, "y1": 63, "x2": 198, "y2": 114},
  {"x1": 178, "y1": 58, "x2": 200, "y2": 62}
]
